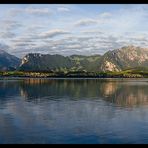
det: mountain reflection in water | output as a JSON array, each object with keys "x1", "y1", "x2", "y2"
[
  {"x1": 17, "y1": 78, "x2": 148, "y2": 107},
  {"x1": 0, "y1": 78, "x2": 148, "y2": 144}
]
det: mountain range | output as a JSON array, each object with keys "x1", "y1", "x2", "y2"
[
  {"x1": 0, "y1": 46, "x2": 148, "y2": 72},
  {"x1": 0, "y1": 49, "x2": 20, "y2": 71}
]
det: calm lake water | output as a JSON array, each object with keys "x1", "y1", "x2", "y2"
[{"x1": 0, "y1": 78, "x2": 148, "y2": 144}]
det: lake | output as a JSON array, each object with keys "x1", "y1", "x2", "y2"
[{"x1": 0, "y1": 78, "x2": 148, "y2": 144}]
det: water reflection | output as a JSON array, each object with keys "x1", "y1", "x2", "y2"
[
  {"x1": 17, "y1": 78, "x2": 148, "y2": 107},
  {"x1": 99, "y1": 80, "x2": 148, "y2": 107},
  {"x1": 0, "y1": 79, "x2": 148, "y2": 107},
  {"x1": 0, "y1": 78, "x2": 148, "y2": 143}
]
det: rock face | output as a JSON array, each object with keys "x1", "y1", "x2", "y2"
[
  {"x1": 98, "y1": 46, "x2": 148, "y2": 72},
  {"x1": 19, "y1": 45, "x2": 148, "y2": 72},
  {"x1": 100, "y1": 61, "x2": 120, "y2": 72},
  {"x1": 0, "y1": 49, "x2": 20, "y2": 71}
]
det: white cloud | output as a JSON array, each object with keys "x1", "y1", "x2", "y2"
[
  {"x1": 8, "y1": 7, "x2": 52, "y2": 17},
  {"x1": 66, "y1": 44, "x2": 82, "y2": 49},
  {"x1": 26, "y1": 8, "x2": 51, "y2": 15},
  {"x1": 0, "y1": 20, "x2": 22, "y2": 31},
  {"x1": 2, "y1": 4, "x2": 148, "y2": 57},
  {"x1": 100, "y1": 6, "x2": 148, "y2": 33},
  {"x1": 99, "y1": 12, "x2": 112, "y2": 18},
  {"x1": 75, "y1": 19, "x2": 98, "y2": 27},
  {"x1": 57, "y1": 7, "x2": 70, "y2": 12},
  {"x1": 0, "y1": 32, "x2": 16, "y2": 38},
  {"x1": 7, "y1": 8, "x2": 24, "y2": 17},
  {"x1": 39, "y1": 29, "x2": 70, "y2": 38}
]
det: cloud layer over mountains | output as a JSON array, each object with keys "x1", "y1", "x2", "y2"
[{"x1": 0, "y1": 4, "x2": 148, "y2": 58}]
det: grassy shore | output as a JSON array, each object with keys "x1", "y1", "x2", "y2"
[{"x1": 0, "y1": 69, "x2": 148, "y2": 78}]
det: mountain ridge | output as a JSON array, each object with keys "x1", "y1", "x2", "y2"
[
  {"x1": 98, "y1": 46, "x2": 148, "y2": 72},
  {"x1": 0, "y1": 45, "x2": 148, "y2": 72},
  {"x1": 0, "y1": 49, "x2": 20, "y2": 71}
]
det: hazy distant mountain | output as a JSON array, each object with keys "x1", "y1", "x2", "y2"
[{"x1": 0, "y1": 49, "x2": 20, "y2": 71}]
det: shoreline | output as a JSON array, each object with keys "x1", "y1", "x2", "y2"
[
  {"x1": 0, "y1": 76, "x2": 148, "y2": 80},
  {"x1": 0, "y1": 71, "x2": 147, "y2": 79}
]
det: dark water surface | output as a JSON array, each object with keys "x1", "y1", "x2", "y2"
[{"x1": 0, "y1": 78, "x2": 148, "y2": 144}]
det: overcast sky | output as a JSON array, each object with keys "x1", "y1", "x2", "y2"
[{"x1": 0, "y1": 4, "x2": 148, "y2": 58}]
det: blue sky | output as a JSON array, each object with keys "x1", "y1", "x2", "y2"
[{"x1": 0, "y1": 4, "x2": 148, "y2": 57}]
